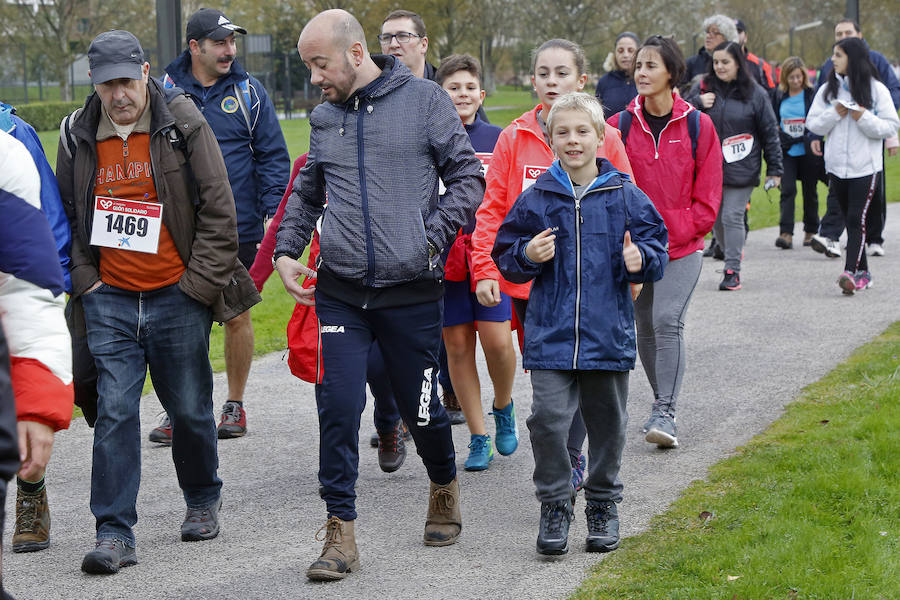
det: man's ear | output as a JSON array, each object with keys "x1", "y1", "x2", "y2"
[{"x1": 348, "y1": 42, "x2": 364, "y2": 67}]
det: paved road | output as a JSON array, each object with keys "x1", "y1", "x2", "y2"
[{"x1": 5, "y1": 218, "x2": 899, "y2": 600}]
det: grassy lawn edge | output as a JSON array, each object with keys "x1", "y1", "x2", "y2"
[{"x1": 573, "y1": 322, "x2": 900, "y2": 599}]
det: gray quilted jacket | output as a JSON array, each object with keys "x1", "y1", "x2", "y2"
[{"x1": 275, "y1": 56, "x2": 484, "y2": 288}]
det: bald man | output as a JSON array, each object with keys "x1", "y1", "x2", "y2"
[{"x1": 275, "y1": 10, "x2": 484, "y2": 581}]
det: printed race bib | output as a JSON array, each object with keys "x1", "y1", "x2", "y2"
[
  {"x1": 782, "y1": 118, "x2": 805, "y2": 139},
  {"x1": 521, "y1": 165, "x2": 548, "y2": 191},
  {"x1": 475, "y1": 152, "x2": 493, "y2": 179},
  {"x1": 722, "y1": 134, "x2": 754, "y2": 164},
  {"x1": 90, "y1": 196, "x2": 163, "y2": 254}
]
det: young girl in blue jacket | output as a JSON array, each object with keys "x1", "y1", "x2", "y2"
[{"x1": 493, "y1": 92, "x2": 668, "y2": 556}]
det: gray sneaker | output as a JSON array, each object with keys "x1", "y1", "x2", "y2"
[{"x1": 645, "y1": 414, "x2": 678, "y2": 448}]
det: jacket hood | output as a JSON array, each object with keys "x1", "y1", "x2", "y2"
[
  {"x1": 340, "y1": 55, "x2": 413, "y2": 106},
  {"x1": 541, "y1": 158, "x2": 627, "y2": 195},
  {"x1": 628, "y1": 92, "x2": 695, "y2": 125},
  {"x1": 164, "y1": 50, "x2": 249, "y2": 90}
]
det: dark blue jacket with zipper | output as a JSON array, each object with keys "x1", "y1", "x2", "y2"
[
  {"x1": 493, "y1": 159, "x2": 668, "y2": 371},
  {"x1": 164, "y1": 52, "x2": 290, "y2": 245},
  {"x1": 274, "y1": 56, "x2": 484, "y2": 306}
]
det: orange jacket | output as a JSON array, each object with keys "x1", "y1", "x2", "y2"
[{"x1": 470, "y1": 105, "x2": 634, "y2": 299}]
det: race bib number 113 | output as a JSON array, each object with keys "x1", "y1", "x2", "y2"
[{"x1": 90, "y1": 196, "x2": 163, "y2": 254}]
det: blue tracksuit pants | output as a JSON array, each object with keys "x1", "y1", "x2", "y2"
[{"x1": 314, "y1": 291, "x2": 457, "y2": 521}]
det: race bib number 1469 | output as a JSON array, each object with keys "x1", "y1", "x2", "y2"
[{"x1": 90, "y1": 196, "x2": 163, "y2": 254}]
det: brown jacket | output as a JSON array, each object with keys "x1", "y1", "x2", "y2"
[{"x1": 57, "y1": 78, "x2": 259, "y2": 322}]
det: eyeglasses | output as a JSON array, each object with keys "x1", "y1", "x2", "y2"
[{"x1": 377, "y1": 32, "x2": 421, "y2": 44}]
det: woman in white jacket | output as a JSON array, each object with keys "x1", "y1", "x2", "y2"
[{"x1": 807, "y1": 37, "x2": 899, "y2": 294}]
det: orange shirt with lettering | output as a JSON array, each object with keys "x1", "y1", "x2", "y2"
[{"x1": 94, "y1": 133, "x2": 185, "y2": 291}]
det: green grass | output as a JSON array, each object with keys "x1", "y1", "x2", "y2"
[{"x1": 573, "y1": 322, "x2": 900, "y2": 600}]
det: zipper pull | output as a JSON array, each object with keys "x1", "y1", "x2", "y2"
[
  {"x1": 122, "y1": 140, "x2": 129, "y2": 158},
  {"x1": 354, "y1": 96, "x2": 359, "y2": 111},
  {"x1": 575, "y1": 199, "x2": 584, "y2": 223}
]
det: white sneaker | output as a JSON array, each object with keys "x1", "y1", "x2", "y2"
[
  {"x1": 867, "y1": 243, "x2": 885, "y2": 257},
  {"x1": 823, "y1": 238, "x2": 841, "y2": 258}
]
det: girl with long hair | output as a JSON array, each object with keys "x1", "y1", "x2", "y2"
[{"x1": 807, "y1": 37, "x2": 899, "y2": 293}]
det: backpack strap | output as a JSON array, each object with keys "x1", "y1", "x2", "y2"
[
  {"x1": 161, "y1": 73, "x2": 178, "y2": 90},
  {"x1": 59, "y1": 108, "x2": 83, "y2": 160},
  {"x1": 687, "y1": 109, "x2": 700, "y2": 161},
  {"x1": 233, "y1": 78, "x2": 254, "y2": 138},
  {"x1": 617, "y1": 110, "x2": 632, "y2": 147},
  {"x1": 162, "y1": 122, "x2": 200, "y2": 208}
]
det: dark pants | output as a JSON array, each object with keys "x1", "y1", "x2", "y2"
[
  {"x1": 831, "y1": 173, "x2": 879, "y2": 274},
  {"x1": 779, "y1": 154, "x2": 821, "y2": 235},
  {"x1": 820, "y1": 167, "x2": 886, "y2": 245},
  {"x1": 82, "y1": 283, "x2": 221, "y2": 546},
  {"x1": 314, "y1": 292, "x2": 456, "y2": 521}
]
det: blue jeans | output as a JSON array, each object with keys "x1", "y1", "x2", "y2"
[
  {"x1": 314, "y1": 291, "x2": 456, "y2": 521},
  {"x1": 81, "y1": 283, "x2": 221, "y2": 546}
]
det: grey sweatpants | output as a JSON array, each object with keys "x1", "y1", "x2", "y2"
[
  {"x1": 633, "y1": 251, "x2": 701, "y2": 413},
  {"x1": 528, "y1": 370, "x2": 628, "y2": 504},
  {"x1": 713, "y1": 185, "x2": 754, "y2": 272}
]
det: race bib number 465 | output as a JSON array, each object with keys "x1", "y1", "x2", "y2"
[
  {"x1": 90, "y1": 196, "x2": 163, "y2": 254},
  {"x1": 722, "y1": 134, "x2": 754, "y2": 164}
]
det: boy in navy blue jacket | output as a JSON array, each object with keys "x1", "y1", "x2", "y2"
[{"x1": 492, "y1": 92, "x2": 668, "y2": 556}]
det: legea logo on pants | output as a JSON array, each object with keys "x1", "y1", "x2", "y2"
[
  {"x1": 417, "y1": 367, "x2": 433, "y2": 426},
  {"x1": 320, "y1": 325, "x2": 345, "y2": 333}
]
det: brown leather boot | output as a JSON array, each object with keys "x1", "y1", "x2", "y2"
[
  {"x1": 306, "y1": 516, "x2": 359, "y2": 581},
  {"x1": 13, "y1": 485, "x2": 51, "y2": 553},
  {"x1": 775, "y1": 232, "x2": 793, "y2": 249},
  {"x1": 424, "y1": 478, "x2": 461, "y2": 546}
]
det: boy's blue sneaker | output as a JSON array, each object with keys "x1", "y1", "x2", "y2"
[
  {"x1": 464, "y1": 434, "x2": 494, "y2": 471},
  {"x1": 536, "y1": 499, "x2": 574, "y2": 555},
  {"x1": 490, "y1": 401, "x2": 519, "y2": 456},
  {"x1": 570, "y1": 453, "x2": 586, "y2": 493}
]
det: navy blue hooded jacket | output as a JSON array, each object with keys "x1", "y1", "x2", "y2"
[
  {"x1": 493, "y1": 159, "x2": 668, "y2": 371},
  {"x1": 164, "y1": 52, "x2": 290, "y2": 244},
  {"x1": 594, "y1": 70, "x2": 637, "y2": 117}
]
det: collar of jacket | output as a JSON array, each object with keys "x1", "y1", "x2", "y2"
[
  {"x1": 629, "y1": 91, "x2": 694, "y2": 127},
  {"x1": 334, "y1": 54, "x2": 413, "y2": 110},
  {"x1": 164, "y1": 50, "x2": 250, "y2": 93},
  {"x1": 72, "y1": 78, "x2": 177, "y2": 144},
  {"x1": 539, "y1": 158, "x2": 625, "y2": 195}
]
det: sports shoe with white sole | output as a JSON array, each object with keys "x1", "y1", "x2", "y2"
[{"x1": 645, "y1": 414, "x2": 678, "y2": 448}]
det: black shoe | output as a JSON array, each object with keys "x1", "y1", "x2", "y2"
[
  {"x1": 181, "y1": 497, "x2": 222, "y2": 541},
  {"x1": 81, "y1": 539, "x2": 137, "y2": 575},
  {"x1": 719, "y1": 269, "x2": 741, "y2": 291},
  {"x1": 377, "y1": 420, "x2": 407, "y2": 473},
  {"x1": 441, "y1": 390, "x2": 467, "y2": 425},
  {"x1": 702, "y1": 240, "x2": 716, "y2": 257},
  {"x1": 585, "y1": 500, "x2": 620, "y2": 552},
  {"x1": 712, "y1": 242, "x2": 724, "y2": 260},
  {"x1": 536, "y1": 500, "x2": 573, "y2": 555}
]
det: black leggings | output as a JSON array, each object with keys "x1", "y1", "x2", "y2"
[
  {"x1": 831, "y1": 173, "x2": 879, "y2": 274},
  {"x1": 779, "y1": 153, "x2": 820, "y2": 235}
]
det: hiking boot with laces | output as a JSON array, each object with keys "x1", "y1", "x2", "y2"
[
  {"x1": 775, "y1": 232, "x2": 793, "y2": 249},
  {"x1": 81, "y1": 538, "x2": 137, "y2": 575},
  {"x1": 838, "y1": 271, "x2": 856, "y2": 295},
  {"x1": 441, "y1": 390, "x2": 466, "y2": 425},
  {"x1": 803, "y1": 232, "x2": 814, "y2": 246},
  {"x1": 490, "y1": 400, "x2": 519, "y2": 456},
  {"x1": 585, "y1": 500, "x2": 620, "y2": 552},
  {"x1": 148, "y1": 412, "x2": 172, "y2": 445},
  {"x1": 464, "y1": 434, "x2": 494, "y2": 471},
  {"x1": 719, "y1": 269, "x2": 741, "y2": 291},
  {"x1": 377, "y1": 420, "x2": 407, "y2": 473},
  {"x1": 13, "y1": 485, "x2": 50, "y2": 553},
  {"x1": 536, "y1": 499, "x2": 574, "y2": 555},
  {"x1": 306, "y1": 516, "x2": 359, "y2": 581},
  {"x1": 570, "y1": 453, "x2": 586, "y2": 493},
  {"x1": 181, "y1": 497, "x2": 222, "y2": 541},
  {"x1": 424, "y1": 478, "x2": 461, "y2": 546},
  {"x1": 645, "y1": 413, "x2": 678, "y2": 448},
  {"x1": 217, "y1": 400, "x2": 247, "y2": 439}
]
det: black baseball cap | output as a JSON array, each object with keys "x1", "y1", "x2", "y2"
[
  {"x1": 187, "y1": 8, "x2": 248, "y2": 43},
  {"x1": 735, "y1": 19, "x2": 747, "y2": 33},
  {"x1": 88, "y1": 30, "x2": 146, "y2": 84}
]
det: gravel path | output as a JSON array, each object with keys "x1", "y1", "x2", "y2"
[{"x1": 5, "y1": 217, "x2": 899, "y2": 600}]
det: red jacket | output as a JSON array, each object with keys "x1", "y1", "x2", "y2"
[
  {"x1": 607, "y1": 94, "x2": 723, "y2": 260},
  {"x1": 470, "y1": 105, "x2": 634, "y2": 299}
]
